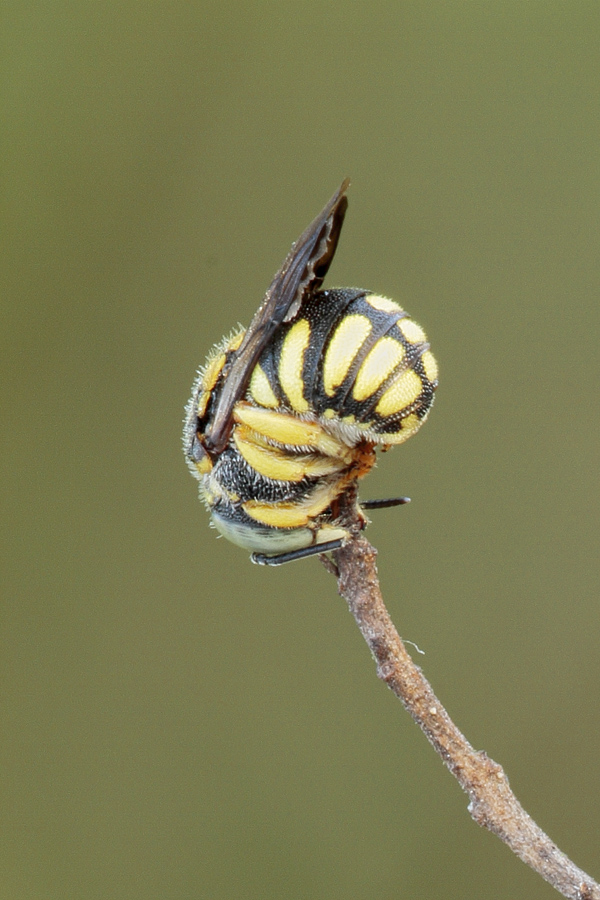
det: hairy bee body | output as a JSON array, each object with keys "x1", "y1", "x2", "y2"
[
  {"x1": 184, "y1": 181, "x2": 437, "y2": 563},
  {"x1": 184, "y1": 285, "x2": 437, "y2": 560}
]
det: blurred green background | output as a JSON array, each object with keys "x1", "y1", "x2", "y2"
[{"x1": 3, "y1": 3, "x2": 599, "y2": 898}]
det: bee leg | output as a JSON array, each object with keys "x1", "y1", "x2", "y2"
[
  {"x1": 251, "y1": 538, "x2": 345, "y2": 566},
  {"x1": 361, "y1": 497, "x2": 411, "y2": 510}
]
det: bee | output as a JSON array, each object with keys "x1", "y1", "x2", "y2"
[{"x1": 183, "y1": 180, "x2": 438, "y2": 565}]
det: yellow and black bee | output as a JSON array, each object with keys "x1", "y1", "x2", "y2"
[{"x1": 183, "y1": 180, "x2": 438, "y2": 565}]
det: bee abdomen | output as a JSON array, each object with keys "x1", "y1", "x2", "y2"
[
  {"x1": 248, "y1": 289, "x2": 438, "y2": 444},
  {"x1": 210, "y1": 445, "x2": 321, "y2": 504}
]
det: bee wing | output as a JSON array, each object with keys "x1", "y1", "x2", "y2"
[{"x1": 204, "y1": 178, "x2": 350, "y2": 454}]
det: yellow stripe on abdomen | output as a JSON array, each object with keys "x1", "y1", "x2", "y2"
[
  {"x1": 421, "y1": 350, "x2": 438, "y2": 383},
  {"x1": 249, "y1": 363, "x2": 279, "y2": 408},
  {"x1": 279, "y1": 319, "x2": 311, "y2": 412},
  {"x1": 397, "y1": 319, "x2": 426, "y2": 344},
  {"x1": 364, "y1": 294, "x2": 404, "y2": 315},
  {"x1": 322, "y1": 315, "x2": 372, "y2": 396},
  {"x1": 233, "y1": 404, "x2": 351, "y2": 459},
  {"x1": 375, "y1": 369, "x2": 423, "y2": 417},
  {"x1": 352, "y1": 336, "x2": 406, "y2": 401},
  {"x1": 243, "y1": 477, "x2": 347, "y2": 528},
  {"x1": 233, "y1": 431, "x2": 347, "y2": 482}
]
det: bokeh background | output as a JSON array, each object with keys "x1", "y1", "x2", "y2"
[{"x1": 3, "y1": 3, "x2": 599, "y2": 898}]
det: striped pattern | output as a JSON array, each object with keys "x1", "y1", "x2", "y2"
[
  {"x1": 186, "y1": 287, "x2": 437, "y2": 560},
  {"x1": 183, "y1": 179, "x2": 439, "y2": 561},
  {"x1": 247, "y1": 289, "x2": 437, "y2": 442}
]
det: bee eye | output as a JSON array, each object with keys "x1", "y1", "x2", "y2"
[{"x1": 183, "y1": 182, "x2": 437, "y2": 564}]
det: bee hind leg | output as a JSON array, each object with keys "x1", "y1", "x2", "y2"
[
  {"x1": 361, "y1": 496, "x2": 411, "y2": 510},
  {"x1": 251, "y1": 538, "x2": 345, "y2": 566}
]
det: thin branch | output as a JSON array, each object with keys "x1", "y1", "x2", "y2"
[{"x1": 329, "y1": 529, "x2": 599, "y2": 900}]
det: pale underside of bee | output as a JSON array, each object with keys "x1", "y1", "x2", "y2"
[{"x1": 183, "y1": 182, "x2": 438, "y2": 564}]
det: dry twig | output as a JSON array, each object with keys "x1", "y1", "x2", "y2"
[{"x1": 328, "y1": 524, "x2": 599, "y2": 900}]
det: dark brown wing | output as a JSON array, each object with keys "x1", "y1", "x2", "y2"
[{"x1": 204, "y1": 178, "x2": 350, "y2": 455}]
